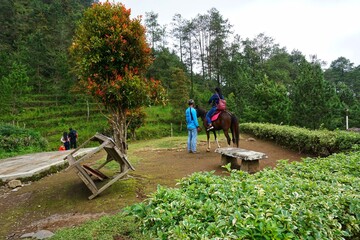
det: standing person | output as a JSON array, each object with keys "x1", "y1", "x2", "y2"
[
  {"x1": 185, "y1": 99, "x2": 201, "y2": 153},
  {"x1": 68, "y1": 127, "x2": 78, "y2": 149},
  {"x1": 60, "y1": 132, "x2": 70, "y2": 150},
  {"x1": 206, "y1": 87, "x2": 225, "y2": 131}
]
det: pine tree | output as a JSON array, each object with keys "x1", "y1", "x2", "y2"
[
  {"x1": 169, "y1": 68, "x2": 190, "y2": 130},
  {"x1": 291, "y1": 60, "x2": 341, "y2": 129}
]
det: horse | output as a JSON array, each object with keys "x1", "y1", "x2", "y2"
[{"x1": 195, "y1": 106, "x2": 239, "y2": 152}]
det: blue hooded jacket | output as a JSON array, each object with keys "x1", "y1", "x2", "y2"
[
  {"x1": 208, "y1": 93, "x2": 224, "y2": 107},
  {"x1": 185, "y1": 107, "x2": 199, "y2": 130}
]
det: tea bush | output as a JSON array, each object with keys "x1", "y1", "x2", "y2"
[
  {"x1": 240, "y1": 122, "x2": 360, "y2": 156},
  {"x1": 128, "y1": 151, "x2": 360, "y2": 239}
]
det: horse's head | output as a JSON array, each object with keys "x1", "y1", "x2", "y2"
[{"x1": 195, "y1": 105, "x2": 207, "y2": 119}]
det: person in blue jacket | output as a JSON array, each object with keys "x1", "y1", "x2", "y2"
[
  {"x1": 206, "y1": 87, "x2": 224, "y2": 131},
  {"x1": 185, "y1": 99, "x2": 200, "y2": 153}
]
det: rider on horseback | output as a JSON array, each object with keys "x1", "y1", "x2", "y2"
[{"x1": 206, "y1": 87, "x2": 225, "y2": 131}]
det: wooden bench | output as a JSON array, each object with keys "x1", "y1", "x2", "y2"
[
  {"x1": 65, "y1": 133, "x2": 135, "y2": 200},
  {"x1": 215, "y1": 147, "x2": 267, "y2": 173}
]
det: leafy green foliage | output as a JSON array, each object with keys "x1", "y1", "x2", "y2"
[
  {"x1": 2, "y1": 1, "x2": 360, "y2": 133},
  {"x1": 70, "y1": 2, "x2": 166, "y2": 150},
  {"x1": 240, "y1": 122, "x2": 360, "y2": 156},
  {"x1": 290, "y1": 60, "x2": 343, "y2": 129},
  {"x1": 48, "y1": 130, "x2": 359, "y2": 239},
  {"x1": 0, "y1": 62, "x2": 31, "y2": 115},
  {"x1": 2, "y1": 1, "x2": 360, "y2": 132},
  {"x1": 70, "y1": 2, "x2": 161, "y2": 110},
  {"x1": 169, "y1": 68, "x2": 190, "y2": 125},
  {"x1": 348, "y1": 102, "x2": 360, "y2": 127},
  {"x1": 0, "y1": 0, "x2": 91, "y2": 95},
  {"x1": 128, "y1": 152, "x2": 360, "y2": 239},
  {"x1": 127, "y1": 108, "x2": 146, "y2": 140},
  {"x1": 146, "y1": 48, "x2": 186, "y2": 90},
  {"x1": 0, "y1": 124, "x2": 48, "y2": 158},
  {"x1": 0, "y1": 96, "x2": 187, "y2": 157},
  {"x1": 134, "y1": 105, "x2": 188, "y2": 139},
  {"x1": 252, "y1": 75, "x2": 291, "y2": 124}
]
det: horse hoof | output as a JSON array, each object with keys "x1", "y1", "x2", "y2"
[{"x1": 206, "y1": 149, "x2": 210, "y2": 152}]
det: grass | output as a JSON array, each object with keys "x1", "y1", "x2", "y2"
[
  {"x1": 94, "y1": 135, "x2": 192, "y2": 171},
  {"x1": 50, "y1": 213, "x2": 148, "y2": 240},
  {"x1": 129, "y1": 135, "x2": 187, "y2": 149}
]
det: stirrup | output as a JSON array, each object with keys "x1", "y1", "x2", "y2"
[{"x1": 207, "y1": 125, "x2": 214, "y2": 131}]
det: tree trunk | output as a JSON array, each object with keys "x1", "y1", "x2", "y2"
[{"x1": 111, "y1": 109, "x2": 127, "y2": 154}]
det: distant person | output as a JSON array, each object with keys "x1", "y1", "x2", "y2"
[
  {"x1": 185, "y1": 99, "x2": 200, "y2": 153},
  {"x1": 60, "y1": 132, "x2": 70, "y2": 150},
  {"x1": 206, "y1": 87, "x2": 225, "y2": 131},
  {"x1": 68, "y1": 128, "x2": 78, "y2": 149}
]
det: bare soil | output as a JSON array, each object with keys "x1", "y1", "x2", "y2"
[{"x1": 0, "y1": 134, "x2": 309, "y2": 239}]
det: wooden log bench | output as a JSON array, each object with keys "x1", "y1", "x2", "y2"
[{"x1": 215, "y1": 147, "x2": 267, "y2": 173}]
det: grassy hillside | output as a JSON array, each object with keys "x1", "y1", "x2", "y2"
[{"x1": 0, "y1": 94, "x2": 185, "y2": 153}]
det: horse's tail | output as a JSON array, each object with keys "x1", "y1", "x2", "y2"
[{"x1": 230, "y1": 113, "x2": 240, "y2": 148}]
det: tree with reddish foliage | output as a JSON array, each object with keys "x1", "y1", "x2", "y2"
[{"x1": 70, "y1": 2, "x2": 165, "y2": 153}]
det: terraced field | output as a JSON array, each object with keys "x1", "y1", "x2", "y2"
[{"x1": 0, "y1": 94, "x2": 181, "y2": 151}]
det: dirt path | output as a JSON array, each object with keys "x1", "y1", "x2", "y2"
[{"x1": 0, "y1": 135, "x2": 308, "y2": 239}]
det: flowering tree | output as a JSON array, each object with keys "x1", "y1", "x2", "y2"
[{"x1": 70, "y1": 2, "x2": 165, "y2": 153}]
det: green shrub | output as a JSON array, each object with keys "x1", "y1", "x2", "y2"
[
  {"x1": 0, "y1": 124, "x2": 48, "y2": 158},
  {"x1": 127, "y1": 151, "x2": 360, "y2": 239},
  {"x1": 240, "y1": 123, "x2": 360, "y2": 156}
]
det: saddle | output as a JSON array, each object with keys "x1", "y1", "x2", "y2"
[{"x1": 210, "y1": 110, "x2": 223, "y2": 121}]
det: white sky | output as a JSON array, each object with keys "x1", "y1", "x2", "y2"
[{"x1": 108, "y1": 0, "x2": 360, "y2": 67}]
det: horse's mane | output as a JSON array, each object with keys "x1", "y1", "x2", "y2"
[{"x1": 195, "y1": 106, "x2": 207, "y2": 118}]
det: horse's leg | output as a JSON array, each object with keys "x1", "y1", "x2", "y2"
[
  {"x1": 214, "y1": 131, "x2": 220, "y2": 148},
  {"x1": 230, "y1": 126, "x2": 235, "y2": 145},
  {"x1": 223, "y1": 129, "x2": 231, "y2": 146},
  {"x1": 206, "y1": 132, "x2": 211, "y2": 152}
]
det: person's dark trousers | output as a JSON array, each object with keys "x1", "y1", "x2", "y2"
[
  {"x1": 70, "y1": 140, "x2": 77, "y2": 149},
  {"x1": 64, "y1": 142, "x2": 70, "y2": 150}
]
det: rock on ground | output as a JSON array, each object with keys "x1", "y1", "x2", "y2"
[{"x1": 8, "y1": 180, "x2": 22, "y2": 188}]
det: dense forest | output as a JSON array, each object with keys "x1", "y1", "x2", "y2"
[{"x1": 1, "y1": 0, "x2": 360, "y2": 131}]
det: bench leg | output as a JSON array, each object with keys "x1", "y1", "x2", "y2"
[
  {"x1": 221, "y1": 155, "x2": 240, "y2": 170},
  {"x1": 240, "y1": 160, "x2": 259, "y2": 173}
]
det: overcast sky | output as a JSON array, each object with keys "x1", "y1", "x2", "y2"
[{"x1": 108, "y1": 0, "x2": 360, "y2": 67}]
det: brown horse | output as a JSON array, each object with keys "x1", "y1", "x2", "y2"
[{"x1": 195, "y1": 106, "x2": 239, "y2": 152}]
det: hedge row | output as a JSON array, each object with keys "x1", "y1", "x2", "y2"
[
  {"x1": 240, "y1": 123, "x2": 360, "y2": 156},
  {"x1": 128, "y1": 151, "x2": 360, "y2": 239}
]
